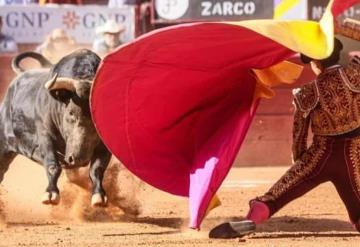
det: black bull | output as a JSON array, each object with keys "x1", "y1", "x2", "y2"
[{"x1": 0, "y1": 49, "x2": 111, "y2": 206}]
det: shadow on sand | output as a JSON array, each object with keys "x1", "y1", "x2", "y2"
[
  {"x1": 5, "y1": 221, "x2": 59, "y2": 228},
  {"x1": 256, "y1": 216, "x2": 355, "y2": 233},
  {"x1": 204, "y1": 215, "x2": 359, "y2": 239},
  {"x1": 5, "y1": 215, "x2": 359, "y2": 239},
  {"x1": 103, "y1": 230, "x2": 181, "y2": 237},
  {"x1": 133, "y1": 216, "x2": 184, "y2": 229},
  {"x1": 98, "y1": 215, "x2": 359, "y2": 239}
]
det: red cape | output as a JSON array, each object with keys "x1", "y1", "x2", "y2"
[{"x1": 91, "y1": 23, "x2": 294, "y2": 228}]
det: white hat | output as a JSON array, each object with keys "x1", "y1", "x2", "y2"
[{"x1": 96, "y1": 20, "x2": 125, "y2": 35}]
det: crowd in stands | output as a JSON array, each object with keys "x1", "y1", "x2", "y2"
[
  {"x1": 92, "y1": 20, "x2": 126, "y2": 57},
  {"x1": 35, "y1": 28, "x2": 77, "y2": 63},
  {"x1": 0, "y1": 0, "x2": 149, "y2": 60}
]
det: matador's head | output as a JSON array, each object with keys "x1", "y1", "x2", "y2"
[{"x1": 300, "y1": 38, "x2": 343, "y2": 71}]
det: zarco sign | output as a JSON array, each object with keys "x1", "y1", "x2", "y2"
[{"x1": 154, "y1": 0, "x2": 273, "y2": 23}]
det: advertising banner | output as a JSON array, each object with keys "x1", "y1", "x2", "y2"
[
  {"x1": 0, "y1": 5, "x2": 136, "y2": 44},
  {"x1": 153, "y1": 0, "x2": 274, "y2": 23},
  {"x1": 308, "y1": 0, "x2": 360, "y2": 20}
]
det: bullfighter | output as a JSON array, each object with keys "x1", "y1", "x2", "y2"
[{"x1": 210, "y1": 38, "x2": 360, "y2": 238}]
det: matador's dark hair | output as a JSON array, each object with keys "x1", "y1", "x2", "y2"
[{"x1": 300, "y1": 38, "x2": 343, "y2": 68}]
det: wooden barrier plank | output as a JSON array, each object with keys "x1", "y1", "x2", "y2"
[
  {"x1": 235, "y1": 115, "x2": 297, "y2": 166},
  {"x1": 256, "y1": 88, "x2": 294, "y2": 115},
  {"x1": 235, "y1": 140, "x2": 293, "y2": 166},
  {"x1": 245, "y1": 115, "x2": 294, "y2": 141}
]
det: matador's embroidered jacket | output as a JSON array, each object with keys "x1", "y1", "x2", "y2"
[
  {"x1": 254, "y1": 57, "x2": 360, "y2": 228},
  {"x1": 292, "y1": 57, "x2": 360, "y2": 161}
]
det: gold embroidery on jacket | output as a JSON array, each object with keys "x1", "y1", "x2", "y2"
[
  {"x1": 292, "y1": 102, "x2": 310, "y2": 162},
  {"x1": 349, "y1": 137, "x2": 360, "y2": 195},
  {"x1": 343, "y1": 60, "x2": 360, "y2": 93},
  {"x1": 266, "y1": 136, "x2": 327, "y2": 200},
  {"x1": 293, "y1": 83, "x2": 319, "y2": 118},
  {"x1": 311, "y1": 67, "x2": 360, "y2": 135}
]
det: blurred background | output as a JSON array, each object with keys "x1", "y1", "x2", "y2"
[{"x1": 0, "y1": 0, "x2": 359, "y2": 167}]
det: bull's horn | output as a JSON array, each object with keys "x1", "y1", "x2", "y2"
[
  {"x1": 44, "y1": 73, "x2": 58, "y2": 89},
  {"x1": 45, "y1": 77, "x2": 78, "y2": 92}
]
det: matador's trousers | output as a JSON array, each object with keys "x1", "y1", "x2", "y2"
[{"x1": 255, "y1": 134, "x2": 360, "y2": 230}]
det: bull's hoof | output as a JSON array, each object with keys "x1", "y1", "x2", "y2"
[
  {"x1": 91, "y1": 193, "x2": 108, "y2": 207},
  {"x1": 41, "y1": 192, "x2": 60, "y2": 205}
]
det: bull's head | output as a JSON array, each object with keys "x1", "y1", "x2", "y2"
[{"x1": 44, "y1": 49, "x2": 101, "y2": 167}]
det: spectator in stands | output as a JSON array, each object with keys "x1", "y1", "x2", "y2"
[
  {"x1": 92, "y1": 20, "x2": 125, "y2": 57},
  {"x1": 0, "y1": 16, "x2": 18, "y2": 53},
  {"x1": 35, "y1": 28, "x2": 77, "y2": 63}
]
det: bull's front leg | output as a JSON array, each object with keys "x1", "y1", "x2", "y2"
[
  {"x1": 40, "y1": 137, "x2": 62, "y2": 205},
  {"x1": 89, "y1": 142, "x2": 111, "y2": 207}
]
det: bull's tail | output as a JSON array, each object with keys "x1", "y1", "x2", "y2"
[{"x1": 11, "y1": 52, "x2": 53, "y2": 74}]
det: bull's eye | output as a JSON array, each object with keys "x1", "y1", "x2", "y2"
[{"x1": 66, "y1": 110, "x2": 76, "y2": 124}]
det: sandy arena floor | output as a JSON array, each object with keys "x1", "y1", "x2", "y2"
[{"x1": 0, "y1": 156, "x2": 359, "y2": 247}]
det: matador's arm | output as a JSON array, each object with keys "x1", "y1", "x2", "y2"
[{"x1": 292, "y1": 101, "x2": 310, "y2": 163}]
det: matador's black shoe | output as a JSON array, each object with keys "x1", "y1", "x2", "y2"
[{"x1": 209, "y1": 220, "x2": 256, "y2": 239}]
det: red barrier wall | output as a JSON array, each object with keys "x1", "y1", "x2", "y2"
[{"x1": 236, "y1": 57, "x2": 315, "y2": 166}]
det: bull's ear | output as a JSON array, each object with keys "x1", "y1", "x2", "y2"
[{"x1": 50, "y1": 89, "x2": 74, "y2": 104}]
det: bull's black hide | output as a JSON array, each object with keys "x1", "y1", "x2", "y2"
[{"x1": 0, "y1": 49, "x2": 111, "y2": 206}]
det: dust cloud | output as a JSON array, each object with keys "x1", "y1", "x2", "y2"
[{"x1": 0, "y1": 156, "x2": 143, "y2": 224}]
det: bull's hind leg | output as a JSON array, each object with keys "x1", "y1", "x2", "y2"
[
  {"x1": 0, "y1": 152, "x2": 16, "y2": 184},
  {"x1": 0, "y1": 151, "x2": 15, "y2": 224}
]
